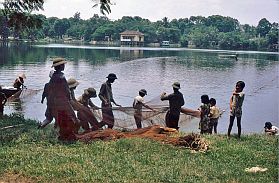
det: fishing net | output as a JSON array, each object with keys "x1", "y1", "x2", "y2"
[
  {"x1": 90, "y1": 95, "x2": 200, "y2": 130},
  {"x1": 7, "y1": 88, "x2": 42, "y2": 102},
  {"x1": 77, "y1": 125, "x2": 209, "y2": 152},
  {"x1": 19, "y1": 88, "x2": 42, "y2": 99}
]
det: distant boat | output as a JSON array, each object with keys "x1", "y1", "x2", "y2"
[
  {"x1": 1, "y1": 86, "x2": 22, "y2": 99},
  {"x1": 161, "y1": 41, "x2": 170, "y2": 47},
  {"x1": 218, "y1": 54, "x2": 238, "y2": 60}
]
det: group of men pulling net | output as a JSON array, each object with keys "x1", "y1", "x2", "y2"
[
  {"x1": 98, "y1": 96, "x2": 200, "y2": 130},
  {"x1": 6, "y1": 58, "x2": 207, "y2": 151}
]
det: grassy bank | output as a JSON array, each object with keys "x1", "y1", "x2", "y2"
[{"x1": 0, "y1": 114, "x2": 278, "y2": 183}]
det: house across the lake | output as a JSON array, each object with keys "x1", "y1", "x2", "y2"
[{"x1": 120, "y1": 30, "x2": 144, "y2": 46}]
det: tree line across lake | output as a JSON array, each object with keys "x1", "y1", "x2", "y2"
[{"x1": 0, "y1": 11, "x2": 278, "y2": 52}]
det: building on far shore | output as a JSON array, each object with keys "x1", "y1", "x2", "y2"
[{"x1": 120, "y1": 30, "x2": 144, "y2": 46}]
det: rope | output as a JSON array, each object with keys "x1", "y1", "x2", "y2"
[
  {"x1": 0, "y1": 124, "x2": 24, "y2": 130},
  {"x1": 247, "y1": 75, "x2": 278, "y2": 96}
]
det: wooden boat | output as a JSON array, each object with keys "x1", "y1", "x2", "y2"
[
  {"x1": 1, "y1": 86, "x2": 22, "y2": 98},
  {"x1": 218, "y1": 54, "x2": 238, "y2": 60}
]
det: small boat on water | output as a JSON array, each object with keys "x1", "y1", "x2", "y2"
[
  {"x1": 1, "y1": 86, "x2": 22, "y2": 98},
  {"x1": 218, "y1": 54, "x2": 238, "y2": 60}
]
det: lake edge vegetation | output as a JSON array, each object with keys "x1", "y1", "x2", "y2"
[{"x1": 0, "y1": 10, "x2": 278, "y2": 52}]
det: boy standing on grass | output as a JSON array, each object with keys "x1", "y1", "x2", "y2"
[
  {"x1": 227, "y1": 81, "x2": 245, "y2": 138},
  {"x1": 133, "y1": 89, "x2": 155, "y2": 129},
  {"x1": 0, "y1": 86, "x2": 7, "y2": 117},
  {"x1": 198, "y1": 95, "x2": 210, "y2": 134},
  {"x1": 209, "y1": 98, "x2": 220, "y2": 134}
]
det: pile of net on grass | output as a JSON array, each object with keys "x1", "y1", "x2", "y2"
[
  {"x1": 91, "y1": 95, "x2": 201, "y2": 130},
  {"x1": 76, "y1": 125, "x2": 208, "y2": 152}
]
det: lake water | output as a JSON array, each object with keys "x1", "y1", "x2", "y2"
[{"x1": 0, "y1": 43, "x2": 278, "y2": 134}]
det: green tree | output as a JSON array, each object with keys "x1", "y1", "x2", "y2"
[
  {"x1": 189, "y1": 16, "x2": 206, "y2": 25},
  {"x1": 54, "y1": 18, "x2": 70, "y2": 39},
  {"x1": 180, "y1": 35, "x2": 188, "y2": 47},
  {"x1": 2, "y1": 0, "x2": 44, "y2": 14},
  {"x1": 242, "y1": 24, "x2": 257, "y2": 37},
  {"x1": 92, "y1": 23, "x2": 115, "y2": 41},
  {"x1": 162, "y1": 17, "x2": 169, "y2": 28},
  {"x1": 266, "y1": 23, "x2": 279, "y2": 51},
  {"x1": 187, "y1": 25, "x2": 219, "y2": 48},
  {"x1": 206, "y1": 15, "x2": 239, "y2": 32},
  {"x1": 256, "y1": 18, "x2": 272, "y2": 37},
  {"x1": 0, "y1": 10, "x2": 9, "y2": 40},
  {"x1": 7, "y1": 12, "x2": 43, "y2": 39}
]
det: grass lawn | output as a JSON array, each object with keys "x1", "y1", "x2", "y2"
[{"x1": 0, "y1": 114, "x2": 278, "y2": 183}]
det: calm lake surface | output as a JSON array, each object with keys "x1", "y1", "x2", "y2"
[{"x1": 0, "y1": 43, "x2": 278, "y2": 134}]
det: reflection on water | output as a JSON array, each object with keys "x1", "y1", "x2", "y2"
[
  {"x1": 0, "y1": 43, "x2": 278, "y2": 133},
  {"x1": 120, "y1": 49, "x2": 144, "y2": 60}
]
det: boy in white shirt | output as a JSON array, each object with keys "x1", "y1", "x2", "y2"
[{"x1": 133, "y1": 89, "x2": 154, "y2": 129}]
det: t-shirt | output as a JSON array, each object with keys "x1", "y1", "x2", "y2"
[
  {"x1": 231, "y1": 91, "x2": 245, "y2": 109},
  {"x1": 99, "y1": 81, "x2": 114, "y2": 105},
  {"x1": 210, "y1": 106, "x2": 220, "y2": 119},
  {"x1": 230, "y1": 91, "x2": 245, "y2": 117},
  {"x1": 161, "y1": 91, "x2": 184, "y2": 116},
  {"x1": 133, "y1": 95, "x2": 144, "y2": 112},
  {"x1": 272, "y1": 126, "x2": 279, "y2": 135},
  {"x1": 77, "y1": 95, "x2": 95, "y2": 108}
]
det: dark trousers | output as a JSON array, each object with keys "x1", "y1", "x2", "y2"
[
  {"x1": 134, "y1": 112, "x2": 142, "y2": 129},
  {"x1": 100, "y1": 103, "x2": 114, "y2": 129},
  {"x1": 209, "y1": 118, "x2": 218, "y2": 134},
  {"x1": 227, "y1": 115, "x2": 242, "y2": 137},
  {"x1": 165, "y1": 110, "x2": 180, "y2": 129},
  {"x1": 56, "y1": 110, "x2": 77, "y2": 141},
  {"x1": 0, "y1": 105, "x2": 3, "y2": 116}
]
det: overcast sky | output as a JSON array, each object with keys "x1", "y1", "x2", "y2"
[{"x1": 36, "y1": 0, "x2": 279, "y2": 25}]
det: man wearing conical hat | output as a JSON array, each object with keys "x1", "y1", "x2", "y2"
[
  {"x1": 77, "y1": 88, "x2": 100, "y2": 132},
  {"x1": 160, "y1": 82, "x2": 185, "y2": 130},
  {"x1": 47, "y1": 57, "x2": 79, "y2": 140},
  {"x1": 98, "y1": 73, "x2": 122, "y2": 129},
  {"x1": 13, "y1": 73, "x2": 26, "y2": 90}
]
